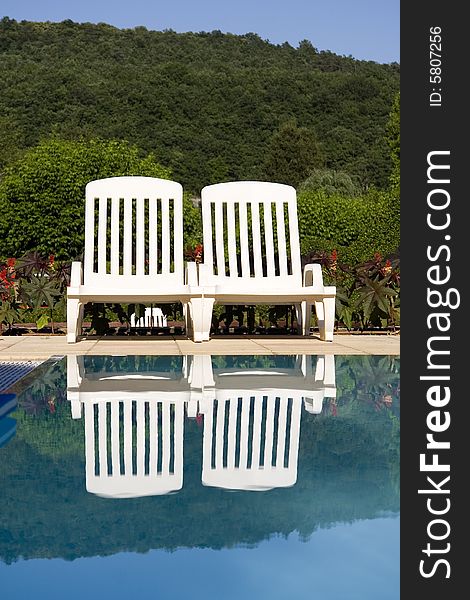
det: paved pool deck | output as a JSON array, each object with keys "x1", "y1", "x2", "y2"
[{"x1": 0, "y1": 332, "x2": 400, "y2": 359}]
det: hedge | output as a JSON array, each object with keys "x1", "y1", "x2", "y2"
[{"x1": 297, "y1": 188, "x2": 399, "y2": 266}]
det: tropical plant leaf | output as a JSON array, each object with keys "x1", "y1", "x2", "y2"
[
  {"x1": 355, "y1": 275, "x2": 398, "y2": 324},
  {"x1": 16, "y1": 251, "x2": 51, "y2": 277},
  {"x1": 20, "y1": 275, "x2": 60, "y2": 309},
  {"x1": 36, "y1": 313, "x2": 50, "y2": 330}
]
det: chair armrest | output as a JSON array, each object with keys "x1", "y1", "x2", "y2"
[
  {"x1": 69, "y1": 261, "x2": 83, "y2": 289},
  {"x1": 186, "y1": 261, "x2": 198, "y2": 286},
  {"x1": 196, "y1": 263, "x2": 213, "y2": 286},
  {"x1": 303, "y1": 263, "x2": 325, "y2": 292}
]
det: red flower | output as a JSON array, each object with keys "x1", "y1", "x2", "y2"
[
  {"x1": 194, "y1": 244, "x2": 203, "y2": 262},
  {"x1": 6, "y1": 257, "x2": 16, "y2": 268},
  {"x1": 185, "y1": 244, "x2": 204, "y2": 264},
  {"x1": 49, "y1": 254, "x2": 55, "y2": 266},
  {"x1": 330, "y1": 249, "x2": 338, "y2": 272},
  {"x1": 380, "y1": 259, "x2": 392, "y2": 276},
  {"x1": 0, "y1": 268, "x2": 13, "y2": 287}
]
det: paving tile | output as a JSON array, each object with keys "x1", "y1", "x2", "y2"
[{"x1": 1, "y1": 333, "x2": 400, "y2": 358}]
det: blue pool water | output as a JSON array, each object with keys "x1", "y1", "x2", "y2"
[{"x1": 0, "y1": 354, "x2": 399, "y2": 599}]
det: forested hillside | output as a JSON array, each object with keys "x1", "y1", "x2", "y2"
[{"x1": 0, "y1": 17, "x2": 399, "y2": 193}]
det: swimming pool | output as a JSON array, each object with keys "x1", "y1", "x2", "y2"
[{"x1": 0, "y1": 354, "x2": 399, "y2": 599}]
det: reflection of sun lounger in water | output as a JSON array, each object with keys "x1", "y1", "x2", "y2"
[
  {"x1": 199, "y1": 355, "x2": 336, "y2": 491},
  {"x1": 67, "y1": 356, "x2": 191, "y2": 498},
  {"x1": 66, "y1": 354, "x2": 336, "y2": 496}
]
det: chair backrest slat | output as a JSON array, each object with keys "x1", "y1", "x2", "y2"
[
  {"x1": 136, "y1": 197, "x2": 145, "y2": 276},
  {"x1": 84, "y1": 194, "x2": 95, "y2": 276},
  {"x1": 161, "y1": 401, "x2": 171, "y2": 474},
  {"x1": 214, "y1": 201, "x2": 225, "y2": 276},
  {"x1": 288, "y1": 200, "x2": 301, "y2": 273},
  {"x1": 97, "y1": 197, "x2": 108, "y2": 274},
  {"x1": 238, "y1": 201, "x2": 250, "y2": 277},
  {"x1": 275, "y1": 200, "x2": 288, "y2": 277},
  {"x1": 124, "y1": 400, "x2": 133, "y2": 473},
  {"x1": 201, "y1": 199, "x2": 213, "y2": 270},
  {"x1": 251, "y1": 201, "x2": 263, "y2": 277},
  {"x1": 148, "y1": 197, "x2": 159, "y2": 276},
  {"x1": 226, "y1": 201, "x2": 238, "y2": 276},
  {"x1": 149, "y1": 401, "x2": 158, "y2": 474},
  {"x1": 110, "y1": 197, "x2": 120, "y2": 275},
  {"x1": 110, "y1": 401, "x2": 120, "y2": 472},
  {"x1": 173, "y1": 194, "x2": 184, "y2": 277},
  {"x1": 263, "y1": 200, "x2": 276, "y2": 277},
  {"x1": 201, "y1": 181, "x2": 302, "y2": 285},
  {"x1": 123, "y1": 195, "x2": 133, "y2": 276},
  {"x1": 136, "y1": 400, "x2": 146, "y2": 473},
  {"x1": 83, "y1": 177, "x2": 183, "y2": 285},
  {"x1": 275, "y1": 396, "x2": 289, "y2": 467},
  {"x1": 98, "y1": 401, "x2": 107, "y2": 474},
  {"x1": 161, "y1": 197, "x2": 170, "y2": 274}
]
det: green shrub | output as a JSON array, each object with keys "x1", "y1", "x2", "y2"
[
  {"x1": 297, "y1": 188, "x2": 399, "y2": 267},
  {"x1": 298, "y1": 168, "x2": 362, "y2": 197},
  {"x1": 0, "y1": 137, "x2": 175, "y2": 260}
]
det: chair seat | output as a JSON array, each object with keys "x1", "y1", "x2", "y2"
[
  {"x1": 68, "y1": 284, "x2": 194, "y2": 303},
  {"x1": 206, "y1": 285, "x2": 336, "y2": 304}
]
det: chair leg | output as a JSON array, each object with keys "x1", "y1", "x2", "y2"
[
  {"x1": 188, "y1": 297, "x2": 215, "y2": 342},
  {"x1": 294, "y1": 303, "x2": 302, "y2": 334},
  {"x1": 301, "y1": 300, "x2": 312, "y2": 336},
  {"x1": 317, "y1": 297, "x2": 335, "y2": 341},
  {"x1": 67, "y1": 298, "x2": 83, "y2": 343},
  {"x1": 182, "y1": 302, "x2": 191, "y2": 337}
]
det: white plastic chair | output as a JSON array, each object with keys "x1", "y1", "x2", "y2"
[
  {"x1": 66, "y1": 176, "x2": 202, "y2": 342},
  {"x1": 196, "y1": 181, "x2": 336, "y2": 341},
  {"x1": 130, "y1": 307, "x2": 168, "y2": 328}
]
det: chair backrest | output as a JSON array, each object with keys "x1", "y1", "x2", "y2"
[
  {"x1": 83, "y1": 177, "x2": 183, "y2": 288},
  {"x1": 201, "y1": 181, "x2": 302, "y2": 289}
]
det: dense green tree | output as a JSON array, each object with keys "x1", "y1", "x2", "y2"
[
  {"x1": 0, "y1": 138, "x2": 174, "y2": 259},
  {"x1": 263, "y1": 120, "x2": 325, "y2": 187},
  {"x1": 298, "y1": 168, "x2": 361, "y2": 197},
  {"x1": 387, "y1": 92, "x2": 400, "y2": 195}
]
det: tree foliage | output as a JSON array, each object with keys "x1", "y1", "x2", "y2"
[
  {"x1": 298, "y1": 168, "x2": 361, "y2": 197},
  {"x1": 0, "y1": 138, "x2": 173, "y2": 259},
  {"x1": 386, "y1": 92, "x2": 400, "y2": 195},
  {"x1": 263, "y1": 120, "x2": 325, "y2": 187}
]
